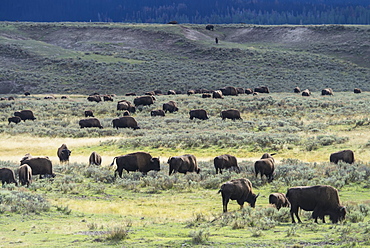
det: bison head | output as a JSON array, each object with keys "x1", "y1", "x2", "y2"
[
  {"x1": 249, "y1": 193, "x2": 260, "y2": 208},
  {"x1": 150, "y1": 157, "x2": 161, "y2": 171}
]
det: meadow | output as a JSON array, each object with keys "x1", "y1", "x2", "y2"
[{"x1": 0, "y1": 91, "x2": 370, "y2": 247}]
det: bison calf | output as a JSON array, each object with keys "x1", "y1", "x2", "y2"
[
  {"x1": 269, "y1": 193, "x2": 290, "y2": 210},
  {"x1": 0, "y1": 168, "x2": 18, "y2": 186},
  {"x1": 19, "y1": 164, "x2": 32, "y2": 187}
]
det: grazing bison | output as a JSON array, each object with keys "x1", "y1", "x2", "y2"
[
  {"x1": 125, "y1": 92, "x2": 136, "y2": 96},
  {"x1": 286, "y1": 185, "x2": 346, "y2": 223},
  {"x1": 87, "y1": 95, "x2": 102, "y2": 102},
  {"x1": 20, "y1": 155, "x2": 55, "y2": 178},
  {"x1": 168, "y1": 154, "x2": 200, "y2": 175},
  {"x1": 89, "y1": 151, "x2": 102, "y2": 166},
  {"x1": 163, "y1": 101, "x2": 179, "y2": 113},
  {"x1": 202, "y1": 93, "x2": 211, "y2": 98},
  {"x1": 294, "y1": 87, "x2": 301, "y2": 93},
  {"x1": 189, "y1": 109, "x2": 209, "y2": 120},
  {"x1": 112, "y1": 116, "x2": 140, "y2": 129},
  {"x1": 0, "y1": 168, "x2": 18, "y2": 186},
  {"x1": 206, "y1": 24, "x2": 214, "y2": 30},
  {"x1": 103, "y1": 95, "x2": 113, "y2": 101},
  {"x1": 218, "y1": 178, "x2": 259, "y2": 213},
  {"x1": 167, "y1": 90, "x2": 176, "y2": 95},
  {"x1": 8, "y1": 116, "x2": 22, "y2": 124},
  {"x1": 220, "y1": 86, "x2": 238, "y2": 96},
  {"x1": 221, "y1": 109, "x2": 242, "y2": 121},
  {"x1": 79, "y1": 118, "x2": 103, "y2": 129},
  {"x1": 301, "y1": 89, "x2": 311, "y2": 96},
  {"x1": 212, "y1": 90, "x2": 224, "y2": 99},
  {"x1": 354, "y1": 88, "x2": 362, "y2": 94},
  {"x1": 254, "y1": 153, "x2": 276, "y2": 182},
  {"x1": 214, "y1": 154, "x2": 240, "y2": 174},
  {"x1": 322, "y1": 88, "x2": 334, "y2": 95},
  {"x1": 14, "y1": 110, "x2": 36, "y2": 121},
  {"x1": 187, "y1": 90, "x2": 195, "y2": 95},
  {"x1": 110, "y1": 152, "x2": 160, "y2": 177},
  {"x1": 254, "y1": 86, "x2": 270, "y2": 93},
  {"x1": 134, "y1": 95, "x2": 155, "y2": 107},
  {"x1": 330, "y1": 150, "x2": 354, "y2": 164},
  {"x1": 57, "y1": 144, "x2": 71, "y2": 164},
  {"x1": 151, "y1": 109, "x2": 165, "y2": 117},
  {"x1": 236, "y1": 87, "x2": 245, "y2": 94},
  {"x1": 154, "y1": 89, "x2": 162, "y2": 95},
  {"x1": 117, "y1": 100, "x2": 136, "y2": 113},
  {"x1": 84, "y1": 110, "x2": 94, "y2": 117},
  {"x1": 269, "y1": 193, "x2": 290, "y2": 210},
  {"x1": 245, "y1": 88, "x2": 253, "y2": 94},
  {"x1": 19, "y1": 164, "x2": 32, "y2": 187}
]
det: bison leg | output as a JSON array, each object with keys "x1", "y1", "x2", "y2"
[{"x1": 222, "y1": 197, "x2": 229, "y2": 213}]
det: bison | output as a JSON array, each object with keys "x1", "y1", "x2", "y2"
[
  {"x1": 214, "y1": 154, "x2": 240, "y2": 174},
  {"x1": 294, "y1": 87, "x2": 301, "y2": 93},
  {"x1": 220, "y1": 86, "x2": 238, "y2": 96},
  {"x1": 212, "y1": 90, "x2": 224, "y2": 99},
  {"x1": 57, "y1": 144, "x2": 71, "y2": 164},
  {"x1": 167, "y1": 90, "x2": 176, "y2": 95},
  {"x1": 110, "y1": 152, "x2": 160, "y2": 177},
  {"x1": 330, "y1": 150, "x2": 354, "y2": 164},
  {"x1": 79, "y1": 118, "x2": 103, "y2": 129},
  {"x1": 103, "y1": 95, "x2": 114, "y2": 101},
  {"x1": 269, "y1": 193, "x2": 290, "y2": 210},
  {"x1": 354, "y1": 88, "x2": 362, "y2": 94},
  {"x1": 286, "y1": 185, "x2": 346, "y2": 223},
  {"x1": 8, "y1": 116, "x2": 22, "y2": 124},
  {"x1": 19, "y1": 164, "x2": 32, "y2": 187},
  {"x1": 245, "y1": 88, "x2": 253, "y2": 95},
  {"x1": 322, "y1": 88, "x2": 334, "y2": 96},
  {"x1": 202, "y1": 93, "x2": 212, "y2": 98},
  {"x1": 301, "y1": 89, "x2": 311, "y2": 96},
  {"x1": 254, "y1": 86, "x2": 270, "y2": 93},
  {"x1": 87, "y1": 95, "x2": 102, "y2": 102},
  {"x1": 221, "y1": 109, "x2": 242, "y2": 121},
  {"x1": 134, "y1": 95, "x2": 155, "y2": 107},
  {"x1": 163, "y1": 101, "x2": 179, "y2": 113},
  {"x1": 151, "y1": 109, "x2": 165, "y2": 117},
  {"x1": 187, "y1": 90, "x2": 195, "y2": 95},
  {"x1": 84, "y1": 110, "x2": 94, "y2": 117},
  {"x1": 0, "y1": 168, "x2": 18, "y2": 186},
  {"x1": 254, "y1": 153, "x2": 276, "y2": 183},
  {"x1": 112, "y1": 116, "x2": 140, "y2": 129},
  {"x1": 117, "y1": 100, "x2": 136, "y2": 113},
  {"x1": 218, "y1": 178, "x2": 259, "y2": 213},
  {"x1": 20, "y1": 155, "x2": 55, "y2": 178},
  {"x1": 14, "y1": 110, "x2": 36, "y2": 121},
  {"x1": 189, "y1": 109, "x2": 209, "y2": 120},
  {"x1": 168, "y1": 154, "x2": 200, "y2": 175},
  {"x1": 89, "y1": 151, "x2": 102, "y2": 166},
  {"x1": 206, "y1": 24, "x2": 214, "y2": 30}
]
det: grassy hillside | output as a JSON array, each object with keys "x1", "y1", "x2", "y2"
[{"x1": 0, "y1": 22, "x2": 369, "y2": 95}]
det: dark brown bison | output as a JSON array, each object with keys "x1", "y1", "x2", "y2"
[
  {"x1": 122, "y1": 111, "x2": 130, "y2": 116},
  {"x1": 103, "y1": 95, "x2": 114, "y2": 101},
  {"x1": 57, "y1": 144, "x2": 71, "y2": 164},
  {"x1": 117, "y1": 100, "x2": 136, "y2": 113},
  {"x1": 8, "y1": 96, "x2": 15, "y2": 100},
  {"x1": 87, "y1": 95, "x2": 102, "y2": 102},
  {"x1": 245, "y1": 88, "x2": 253, "y2": 95},
  {"x1": 294, "y1": 87, "x2": 301, "y2": 93},
  {"x1": 221, "y1": 109, "x2": 242, "y2": 121},
  {"x1": 14, "y1": 110, "x2": 36, "y2": 121},
  {"x1": 167, "y1": 21, "x2": 178, "y2": 24},
  {"x1": 330, "y1": 150, "x2": 354, "y2": 164},
  {"x1": 8, "y1": 116, "x2": 22, "y2": 124},
  {"x1": 301, "y1": 89, "x2": 311, "y2": 96},
  {"x1": 61, "y1": 96, "x2": 68, "y2": 99},
  {"x1": 79, "y1": 118, "x2": 103, "y2": 129},
  {"x1": 254, "y1": 153, "x2": 276, "y2": 182},
  {"x1": 110, "y1": 152, "x2": 160, "y2": 177},
  {"x1": 187, "y1": 90, "x2": 195, "y2": 95},
  {"x1": 212, "y1": 90, "x2": 224, "y2": 99},
  {"x1": 163, "y1": 101, "x2": 179, "y2": 113},
  {"x1": 218, "y1": 178, "x2": 259, "y2": 213},
  {"x1": 84, "y1": 110, "x2": 94, "y2": 117},
  {"x1": 321, "y1": 88, "x2": 334, "y2": 95},
  {"x1": 151, "y1": 109, "x2": 165, "y2": 117},
  {"x1": 269, "y1": 193, "x2": 290, "y2": 210},
  {"x1": 0, "y1": 168, "x2": 18, "y2": 186},
  {"x1": 189, "y1": 109, "x2": 209, "y2": 120},
  {"x1": 24, "y1": 91, "x2": 31, "y2": 96},
  {"x1": 154, "y1": 89, "x2": 162, "y2": 95},
  {"x1": 354, "y1": 88, "x2": 362, "y2": 93},
  {"x1": 236, "y1": 87, "x2": 245, "y2": 94},
  {"x1": 220, "y1": 86, "x2": 238, "y2": 96},
  {"x1": 168, "y1": 154, "x2": 200, "y2": 175},
  {"x1": 19, "y1": 164, "x2": 32, "y2": 187},
  {"x1": 20, "y1": 155, "x2": 55, "y2": 178},
  {"x1": 214, "y1": 154, "x2": 240, "y2": 174},
  {"x1": 202, "y1": 93, "x2": 212, "y2": 98},
  {"x1": 145, "y1": 91, "x2": 155, "y2": 96},
  {"x1": 112, "y1": 116, "x2": 140, "y2": 129},
  {"x1": 134, "y1": 95, "x2": 155, "y2": 107},
  {"x1": 125, "y1": 92, "x2": 136, "y2": 96},
  {"x1": 167, "y1": 90, "x2": 176, "y2": 95},
  {"x1": 89, "y1": 151, "x2": 102, "y2": 166},
  {"x1": 254, "y1": 86, "x2": 270, "y2": 93},
  {"x1": 286, "y1": 185, "x2": 346, "y2": 223},
  {"x1": 206, "y1": 24, "x2": 214, "y2": 30}
]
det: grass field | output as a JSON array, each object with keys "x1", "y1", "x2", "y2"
[{"x1": 0, "y1": 92, "x2": 370, "y2": 247}]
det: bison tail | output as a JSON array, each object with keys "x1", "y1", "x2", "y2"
[
  {"x1": 217, "y1": 189, "x2": 222, "y2": 194},
  {"x1": 110, "y1": 157, "x2": 117, "y2": 167}
]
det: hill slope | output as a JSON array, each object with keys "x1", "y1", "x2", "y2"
[{"x1": 0, "y1": 22, "x2": 369, "y2": 94}]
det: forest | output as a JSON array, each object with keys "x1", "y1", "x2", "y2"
[{"x1": 1, "y1": 0, "x2": 370, "y2": 24}]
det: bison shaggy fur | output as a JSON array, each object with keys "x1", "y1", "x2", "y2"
[
  {"x1": 57, "y1": 144, "x2": 71, "y2": 164},
  {"x1": 19, "y1": 164, "x2": 32, "y2": 187},
  {"x1": 89, "y1": 151, "x2": 102, "y2": 166},
  {"x1": 254, "y1": 153, "x2": 276, "y2": 182},
  {"x1": 163, "y1": 101, "x2": 179, "y2": 113},
  {"x1": 214, "y1": 154, "x2": 240, "y2": 174}
]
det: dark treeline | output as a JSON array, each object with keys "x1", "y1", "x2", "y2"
[{"x1": 1, "y1": 0, "x2": 370, "y2": 24}]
